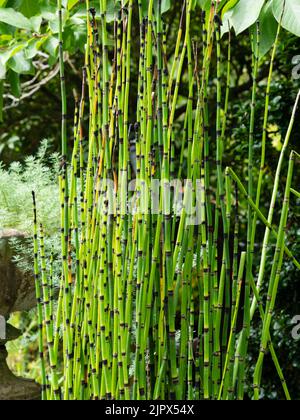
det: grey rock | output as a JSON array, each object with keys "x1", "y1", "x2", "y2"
[
  {"x1": 0, "y1": 229, "x2": 40, "y2": 400},
  {"x1": 0, "y1": 230, "x2": 36, "y2": 316},
  {"x1": 0, "y1": 347, "x2": 40, "y2": 401},
  {"x1": 0, "y1": 323, "x2": 21, "y2": 345}
]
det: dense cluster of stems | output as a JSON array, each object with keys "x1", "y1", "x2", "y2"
[{"x1": 32, "y1": 0, "x2": 300, "y2": 400}]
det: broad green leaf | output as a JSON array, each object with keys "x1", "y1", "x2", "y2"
[
  {"x1": 48, "y1": 9, "x2": 69, "y2": 33},
  {"x1": 40, "y1": 3, "x2": 58, "y2": 21},
  {"x1": 18, "y1": 0, "x2": 41, "y2": 18},
  {"x1": 69, "y1": 14, "x2": 85, "y2": 26},
  {"x1": 197, "y1": 0, "x2": 211, "y2": 10},
  {"x1": 0, "y1": 44, "x2": 26, "y2": 65},
  {"x1": 8, "y1": 70, "x2": 21, "y2": 98},
  {"x1": 221, "y1": 9, "x2": 234, "y2": 37},
  {"x1": 8, "y1": 50, "x2": 34, "y2": 74},
  {"x1": 159, "y1": 0, "x2": 171, "y2": 14},
  {"x1": 25, "y1": 36, "x2": 48, "y2": 59},
  {"x1": 254, "y1": 0, "x2": 278, "y2": 58},
  {"x1": 0, "y1": 0, "x2": 7, "y2": 6},
  {"x1": 68, "y1": 0, "x2": 79, "y2": 10},
  {"x1": 30, "y1": 16, "x2": 42, "y2": 32},
  {"x1": 218, "y1": 0, "x2": 228, "y2": 11},
  {"x1": 141, "y1": 0, "x2": 149, "y2": 16},
  {"x1": 0, "y1": 21, "x2": 15, "y2": 36},
  {"x1": 75, "y1": 1, "x2": 114, "y2": 22},
  {"x1": 72, "y1": 25, "x2": 86, "y2": 52},
  {"x1": 224, "y1": 0, "x2": 265, "y2": 35},
  {"x1": 0, "y1": 8, "x2": 33, "y2": 31},
  {"x1": 141, "y1": 0, "x2": 171, "y2": 16},
  {"x1": 0, "y1": 33, "x2": 12, "y2": 41},
  {"x1": 221, "y1": 0, "x2": 240, "y2": 36},
  {"x1": 106, "y1": 0, "x2": 121, "y2": 22},
  {"x1": 273, "y1": 0, "x2": 300, "y2": 37},
  {"x1": 222, "y1": 0, "x2": 239, "y2": 17},
  {"x1": 44, "y1": 36, "x2": 59, "y2": 58},
  {"x1": 89, "y1": 0, "x2": 126, "y2": 23}
]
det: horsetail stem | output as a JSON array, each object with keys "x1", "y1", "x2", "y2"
[
  {"x1": 253, "y1": 151, "x2": 296, "y2": 399},
  {"x1": 31, "y1": 0, "x2": 298, "y2": 401},
  {"x1": 250, "y1": 90, "x2": 300, "y2": 317},
  {"x1": 218, "y1": 252, "x2": 246, "y2": 400},
  {"x1": 32, "y1": 192, "x2": 47, "y2": 400},
  {"x1": 251, "y1": 0, "x2": 286, "y2": 249}
]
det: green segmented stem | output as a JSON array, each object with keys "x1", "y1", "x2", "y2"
[
  {"x1": 250, "y1": 90, "x2": 300, "y2": 317},
  {"x1": 237, "y1": 22, "x2": 260, "y2": 400},
  {"x1": 218, "y1": 252, "x2": 246, "y2": 400},
  {"x1": 40, "y1": 225, "x2": 60, "y2": 399},
  {"x1": 227, "y1": 167, "x2": 300, "y2": 270},
  {"x1": 58, "y1": 0, "x2": 67, "y2": 160},
  {"x1": 291, "y1": 188, "x2": 300, "y2": 199},
  {"x1": 253, "y1": 151, "x2": 295, "y2": 400},
  {"x1": 31, "y1": 0, "x2": 298, "y2": 401},
  {"x1": 251, "y1": 0, "x2": 286, "y2": 254},
  {"x1": 32, "y1": 192, "x2": 47, "y2": 400}
]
